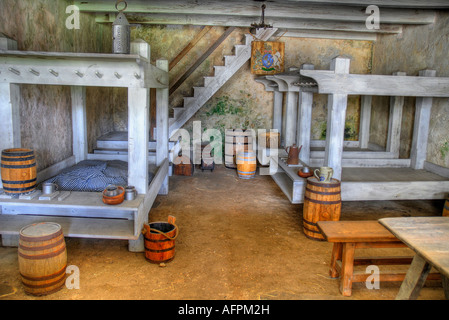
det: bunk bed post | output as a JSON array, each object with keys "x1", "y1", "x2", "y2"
[
  {"x1": 296, "y1": 63, "x2": 314, "y2": 164},
  {"x1": 156, "y1": 59, "x2": 169, "y2": 195},
  {"x1": 273, "y1": 90, "x2": 283, "y2": 142},
  {"x1": 359, "y1": 95, "x2": 372, "y2": 149},
  {"x1": 411, "y1": 69, "x2": 436, "y2": 169},
  {"x1": 386, "y1": 72, "x2": 406, "y2": 157},
  {"x1": 0, "y1": 35, "x2": 20, "y2": 247},
  {"x1": 323, "y1": 56, "x2": 350, "y2": 181},
  {"x1": 71, "y1": 86, "x2": 88, "y2": 163}
]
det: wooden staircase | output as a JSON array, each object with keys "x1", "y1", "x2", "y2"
[{"x1": 168, "y1": 28, "x2": 278, "y2": 138}]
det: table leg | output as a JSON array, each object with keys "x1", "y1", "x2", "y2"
[
  {"x1": 329, "y1": 243, "x2": 342, "y2": 278},
  {"x1": 442, "y1": 275, "x2": 449, "y2": 300},
  {"x1": 396, "y1": 254, "x2": 431, "y2": 300},
  {"x1": 340, "y1": 242, "x2": 355, "y2": 297}
]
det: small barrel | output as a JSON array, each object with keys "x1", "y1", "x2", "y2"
[
  {"x1": 236, "y1": 151, "x2": 257, "y2": 179},
  {"x1": 443, "y1": 197, "x2": 449, "y2": 217},
  {"x1": 303, "y1": 177, "x2": 341, "y2": 241},
  {"x1": 143, "y1": 217, "x2": 178, "y2": 263},
  {"x1": 18, "y1": 222, "x2": 67, "y2": 296},
  {"x1": 1, "y1": 148, "x2": 37, "y2": 195},
  {"x1": 224, "y1": 129, "x2": 254, "y2": 169}
]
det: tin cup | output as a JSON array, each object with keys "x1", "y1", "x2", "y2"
[
  {"x1": 42, "y1": 182, "x2": 58, "y2": 194},
  {"x1": 125, "y1": 186, "x2": 137, "y2": 201}
]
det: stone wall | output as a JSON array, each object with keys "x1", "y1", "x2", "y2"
[
  {"x1": 372, "y1": 11, "x2": 449, "y2": 168},
  {"x1": 0, "y1": 0, "x2": 114, "y2": 170}
]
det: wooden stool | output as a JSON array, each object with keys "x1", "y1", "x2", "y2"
[{"x1": 317, "y1": 220, "x2": 440, "y2": 297}]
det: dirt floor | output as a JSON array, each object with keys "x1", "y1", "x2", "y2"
[{"x1": 0, "y1": 164, "x2": 446, "y2": 301}]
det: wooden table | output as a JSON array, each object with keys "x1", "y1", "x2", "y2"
[{"x1": 379, "y1": 217, "x2": 449, "y2": 300}]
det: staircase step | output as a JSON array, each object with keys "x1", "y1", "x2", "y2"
[
  {"x1": 214, "y1": 65, "x2": 226, "y2": 77},
  {"x1": 224, "y1": 55, "x2": 236, "y2": 65},
  {"x1": 234, "y1": 44, "x2": 250, "y2": 56},
  {"x1": 193, "y1": 86, "x2": 205, "y2": 98},
  {"x1": 203, "y1": 76, "x2": 215, "y2": 87}
]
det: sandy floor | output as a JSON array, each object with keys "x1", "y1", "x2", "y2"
[{"x1": 0, "y1": 165, "x2": 446, "y2": 300}]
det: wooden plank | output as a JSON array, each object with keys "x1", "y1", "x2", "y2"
[
  {"x1": 396, "y1": 254, "x2": 432, "y2": 300},
  {"x1": 156, "y1": 59, "x2": 169, "y2": 195},
  {"x1": 300, "y1": 70, "x2": 449, "y2": 97},
  {"x1": 273, "y1": 90, "x2": 283, "y2": 136},
  {"x1": 128, "y1": 87, "x2": 150, "y2": 194},
  {"x1": 386, "y1": 73, "x2": 406, "y2": 156},
  {"x1": 76, "y1": 1, "x2": 436, "y2": 24},
  {"x1": 359, "y1": 96, "x2": 372, "y2": 149},
  {"x1": 317, "y1": 221, "x2": 400, "y2": 243},
  {"x1": 169, "y1": 26, "x2": 235, "y2": 95},
  {"x1": 71, "y1": 86, "x2": 88, "y2": 163},
  {"x1": 285, "y1": 0, "x2": 449, "y2": 9},
  {"x1": 169, "y1": 26, "x2": 212, "y2": 71},
  {"x1": 96, "y1": 13, "x2": 404, "y2": 34},
  {"x1": 0, "y1": 214, "x2": 137, "y2": 240},
  {"x1": 296, "y1": 64, "x2": 315, "y2": 164},
  {"x1": 410, "y1": 70, "x2": 436, "y2": 169},
  {"x1": 282, "y1": 30, "x2": 378, "y2": 41}
]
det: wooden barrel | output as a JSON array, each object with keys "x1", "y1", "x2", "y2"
[
  {"x1": 143, "y1": 217, "x2": 178, "y2": 263},
  {"x1": 236, "y1": 151, "x2": 257, "y2": 179},
  {"x1": 18, "y1": 222, "x2": 67, "y2": 296},
  {"x1": 443, "y1": 198, "x2": 449, "y2": 217},
  {"x1": 1, "y1": 148, "x2": 37, "y2": 195},
  {"x1": 224, "y1": 129, "x2": 254, "y2": 169},
  {"x1": 303, "y1": 177, "x2": 341, "y2": 241}
]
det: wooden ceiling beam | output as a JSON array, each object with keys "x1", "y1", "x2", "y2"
[
  {"x1": 76, "y1": 0, "x2": 436, "y2": 25},
  {"x1": 96, "y1": 13, "x2": 403, "y2": 34},
  {"x1": 284, "y1": 0, "x2": 449, "y2": 9}
]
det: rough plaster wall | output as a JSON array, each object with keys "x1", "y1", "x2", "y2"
[
  {"x1": 372, "y1": 11, "x2": 449, "y2": 167},
  {"x1": 0, "y1": 0, "x2": 114, "y2": 170},
  {"x1": 129, "y1": 25, "x2": 373, "y2": 144}
]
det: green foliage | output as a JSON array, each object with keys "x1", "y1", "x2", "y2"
[{"x1": 440, "y1": 140, "x2": 449, "y2": 160}]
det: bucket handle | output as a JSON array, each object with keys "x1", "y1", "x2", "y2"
[{"x1": 141, "y1": 215, "x2": 179, "y2": 240}]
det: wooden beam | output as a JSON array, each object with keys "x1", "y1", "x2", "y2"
[
  {"x1": 386, "y1": 72, "x2": 406, "y2": 156},
  {"x1": 284, "y1": 0, "x2": 449, "y2": 9},
  {"x1": 281, "y1": 30, "x2": 378, "y2": 41},
  {"x1": 410, "y1": 70, "x2": 436, "y2": 170},
  {"x1": 169, "y1": 26, "x2": 212, "y2": 71},
  {"x1": 359, "y1": 95, "x2": 372, "y2": 149},
  {"x1": 300, "y1": 70, "x2": 449, "y2": 97},
  {"x1": 71, "y1": 86, "x2": 88, "y2": 163},
  {"x1": 169, "y1": 27, "x2": 236, "y2": 95},
  {"x1": 96, "y1": 13, "x2": 403, "y2": 34},
  {"x1": 156, "y1": 59, "x2": 169, "y2": 195},
  {"x1": 77, "y1": 1, "x2": 436, "y2": 24}
]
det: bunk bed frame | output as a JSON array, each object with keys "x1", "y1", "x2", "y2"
[
  {"x1": 0, "y1": 36, "x2": 169, "y2": 252},
  {"x1": 257, "y1": 56, "x2": 449, "y2": 204}
]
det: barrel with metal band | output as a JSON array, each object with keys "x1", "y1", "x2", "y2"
[
  {"x1": 302, "y1": 177, "x2": 342, "y2": 241},
  {"x1": 18, "y1": 222, "x2": 67, "y2": 296},
  {"x1": 142, "y1": 216, "x2": 178, "y2": 263},
  {"x1": 1, "y1": 148, "x2": 37, "y2": 195}
]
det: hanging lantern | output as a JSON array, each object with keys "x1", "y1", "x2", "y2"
[{"x1": 112, "y1": 0, "x2": 130, "y2": 54}]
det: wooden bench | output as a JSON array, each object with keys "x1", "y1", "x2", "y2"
[{"x1": 317, "y1": 220, "x2": 440, "y2": 297}]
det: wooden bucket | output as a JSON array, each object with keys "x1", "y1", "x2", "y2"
[
  {"x1": 236, "y1": 151, "x2": 257, "y2": 179},
  {"x1": 443, "y1": 198, "x2": 449, "y2": 217},
  {"x1": 18, "y1": 222, "x2": 67, "y2": 296},
  {"x1": 303, "y1": 177, "x2": 342, "y2": 241},
  {"x1": 1, "y1": 148, "x2": 37, "y2": 195},
  {"x1": 224, "y1": 129, "x2": 254, "y2": 169},
  {"x1": 142, "y1": 216, "x2": 178, "y2": 263}
]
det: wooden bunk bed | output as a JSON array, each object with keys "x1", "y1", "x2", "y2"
[
  {"x1": 256, "y1": 56, "x2": 449, "y2": 204},
  {"x1": 0, "y1": 37, "x2": 169, "y2": 252}
]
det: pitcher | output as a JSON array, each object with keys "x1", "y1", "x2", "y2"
[{"x1": 285, "y1": 144, "x2": 302, "y2": 165}]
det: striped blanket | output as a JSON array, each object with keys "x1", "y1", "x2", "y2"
[{"x1": 44, "y1": 160, "x2": 152, "y2": 192}]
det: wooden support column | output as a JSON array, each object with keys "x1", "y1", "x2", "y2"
[
  {"x1": 359, "y1": 95, "x2": 372, "y2": 149},
  {"x1": 0, "y1": 35, "x2": 20, "y2": 190},
  {"x1": 386, "y1": 72, "x2": 406, "y2": 156},
  {"x1": 156, "y1": 59, "x2": 169, "y2": 195},
  {"x1": 71, "y1": 86, "x2": 87, "y2": 163},
  {"x1": 410, "y1": 69, "x2": 436, "y2": 169},
  {"x1": 128, "y1": 40, "x2": 151, "y2": 195},
  {"x1": 324, "y1": 57, "x2": 350, "y2": 181},
  {"x1": 273, "y1": 90, "x2": 283, "y2": 136},
  {"x1": 297, "y1": 63, "x2": 314, "y2": 164}
]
